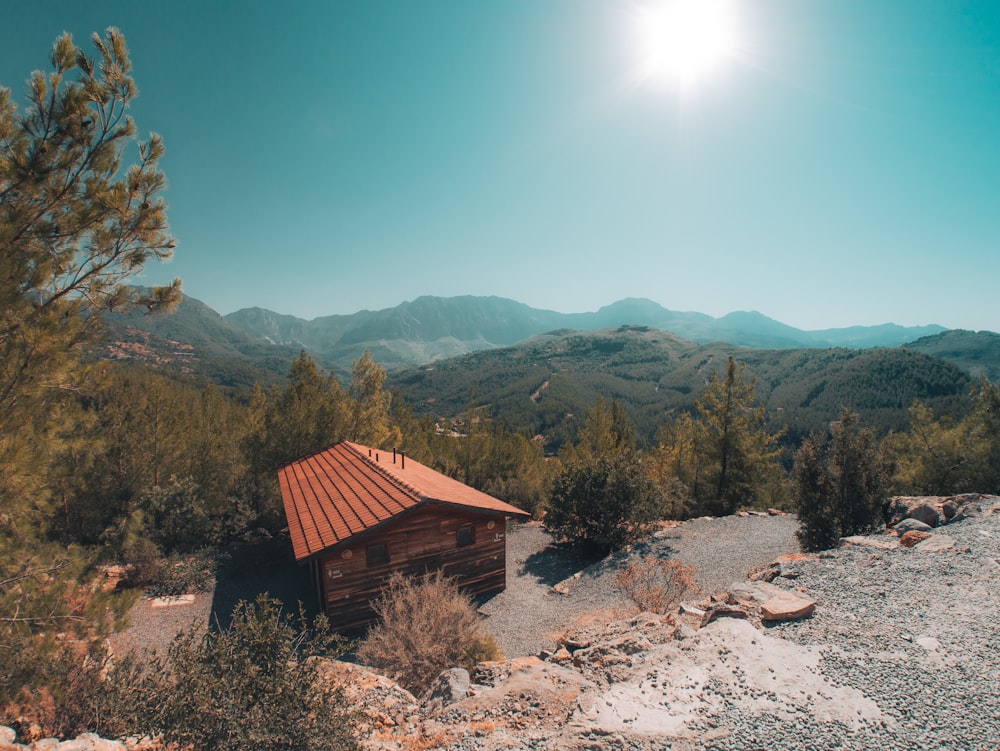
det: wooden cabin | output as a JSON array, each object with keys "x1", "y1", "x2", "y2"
[{"x1": 278, "y1": 441, "x2": 529, "y2": 630}]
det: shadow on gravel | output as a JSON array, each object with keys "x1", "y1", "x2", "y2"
[
  {"x1": 210, "y1": 536, "x2": 319, "y2": 631},
  {"x1": 631, "y1": 537, "x2": 679, "y2": 561},
  {"x1": 520, "y1": 542, "x2": 606, "y2": 586}
]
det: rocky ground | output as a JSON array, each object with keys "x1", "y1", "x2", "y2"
[
  {"x1": 14, "y1": 496, "x2": 998, "y2": 750},
  {"x1": 351, "y1": 495, "x2": 1000, "y2": 751}
]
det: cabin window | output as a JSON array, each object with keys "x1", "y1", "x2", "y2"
[
  {"x1": 456, "y1": 524, "x2": 475, "y2": 547},
  {"x1": 366, "y1": 542, "x2": 388, "y2": 566}
]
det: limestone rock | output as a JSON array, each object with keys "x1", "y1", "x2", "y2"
[
  {"x1": 423, "y1": 668, "x2": 471, "y2": 713},
  {"x1": 894, "y1": 518, "x2": 933, "y2": 534},
  {"x1": 841, "y1": 535, "x2": 898, "y2": 550},
  {"x1": 914, "y1": 534, "x2": 957, "y2": 553},
  {"x1": 916, "y1": 636, "x2": 941, "y2": 651},
  {"x1": 883, "y1": 494, "x2": 998, "y2": 528},
  {"x1": 760, "y1": 591, "x2": 816, "y2": 622}
]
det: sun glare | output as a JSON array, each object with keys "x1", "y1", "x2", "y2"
[{"x1": 636, "y1": 0, "x2": 738, "y2": 88}]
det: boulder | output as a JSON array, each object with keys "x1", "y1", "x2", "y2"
[
  {"x1": 894, "y1": 518, "x2": 933, "y2": 534},
  {"x1": 907, "y1": 503, "x2": 941, "y2": 527},
  {"x1": 914, "y1": 535, "x2": 957, "y2": 553},
  {"x1": 423, "y1": 668, "x2": 471, "y2": 712},
  {"x1": 760, "y1": 592, "x2": 816, "y2": 622},
  {"x1": 899, "y1": 530, "x2": 932, "y2": 548}
]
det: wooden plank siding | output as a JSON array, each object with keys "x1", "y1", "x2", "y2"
[{"x1": 317, "y1": 504, "x2": 508, "y2": 630}]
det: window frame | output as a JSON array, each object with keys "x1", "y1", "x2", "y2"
[
  {"x1": 366, "y1": 542, "x2": 389, "y2": 566},
  {"x1": 456, "y1": 524, "x2": 475, "y2": 548}
]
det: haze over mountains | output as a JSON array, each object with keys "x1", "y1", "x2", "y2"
[{"x1": 222, "y1": 295, "x2": 949, "y2": 371}]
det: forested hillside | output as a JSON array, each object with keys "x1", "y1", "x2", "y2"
[
  {"x1": 904, "y1": 329, "x2": 1000, "y2": 382},
  {"x1": 98, "y1": 290, "x2": 320, "y2": 389},
  {"x1": 389, "y1": 327, "x2": 974, "y2": 452}
]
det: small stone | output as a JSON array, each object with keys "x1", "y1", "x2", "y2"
[{"x1": 916, "y1": 636, "x2": 941, "y2": 652}]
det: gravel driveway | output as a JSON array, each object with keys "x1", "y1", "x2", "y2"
[
  {"x1": 111, "y1": 515, "x2": 801, "y2": 662},
  {"x1": 480, "y1": 514, "x2": 800, "y2": 658}
]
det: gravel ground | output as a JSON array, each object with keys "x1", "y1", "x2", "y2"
[
  {"x1": 108, "y1": 536, "x2": 314, "y2": 660},
  {"x1": 695, "y1": 503, "x2": 1000, "y2": 751},
  {"x1": 479, "y1": 514, "x2": 801, "y2": 659},
  {"x1": 107, "y1": 592, "x2": 213, "y2": 660}
]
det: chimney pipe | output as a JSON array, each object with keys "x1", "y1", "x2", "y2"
[
  {"x1": 393, "y1": 448, "x2": 397, "y2": 464},
  {"x1": 375, "y1": 452, "x2": 379, "y2": 462},
  {"x1": 401, "y1": 452, "x2": 405, "y2": 470}
]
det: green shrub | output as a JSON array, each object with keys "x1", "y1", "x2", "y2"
[
  {"x1": 545, "y1": 453, "x2": 663, "y2": 553},
  {"x1": 105, "y1": 595, "x2": 358, "y2": 751},
  {"x1": 793, "y1": 409, "x2": 891, "y2": 552}
]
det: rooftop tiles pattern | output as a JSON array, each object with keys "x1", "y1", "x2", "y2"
[{"x1": 279, "y1": 441, "x2": 527, "y2": 561}]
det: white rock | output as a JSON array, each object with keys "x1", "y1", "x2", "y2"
[{"x1": 915, "y1": 636, "x2": 941, "y2": 652}]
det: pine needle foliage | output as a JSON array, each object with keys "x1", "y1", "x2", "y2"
[
  {"x1": 793, "y1": 409, "x2": 891, "y2": 551},
  {"x1": 0, "y1": 28, "x2": 178, "y2": 732}
]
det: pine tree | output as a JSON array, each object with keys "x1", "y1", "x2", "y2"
[
  {"x1": 1, "y1": 30, "x2": 178, "y2": 725},
  {"x1": 656, "y1": 357, "x2": 781, "y2": 514},
  {"x1": 1, "y1": 29, "x2": 179, "y2": 500},
  {"x1": 348, "y1": 350, "x2": 398, "y2": 447},
  {"x1": 794, "y1": 409, "x2": 891, "y2": 551}
]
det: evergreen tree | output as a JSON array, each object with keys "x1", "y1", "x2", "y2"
[
  {"x1": 561, "y1": 396, "x2": 636, "y2": 465},
  {"x1": 692, "y1": 356, "x2": 783, "y2": 514},
  {"x1": 0, "y1": 30, "x2": 178, "y2": 721},
  {"x1": 545, "y1": 454, "x2": 662, "y2": 553},
  {"x1": 890, "y1": 379, "x2": 1000, "y2": 496},
  {"x1": 652, "y1": 357, "x2": 783, "y2": 516},
  {"x1": 0, "y1": 29, "x2": 179, "y2": 503},
  {"x1": 262, "y1": 352, "x2": 348, "y2": 467},
  {"x1": 348, "y1": 350, "x2": 398, "y2": 448},
  {"x1": 794, "y1": 409, "x2": 891, "y2": 551}
]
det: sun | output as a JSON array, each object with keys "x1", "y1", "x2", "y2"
[{"x1": 635, "y1": 0, "x2": 738, "y2": 88}]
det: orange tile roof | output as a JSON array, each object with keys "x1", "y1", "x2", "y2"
[{"x1": 278, "y1": 441, "x2": 528, "y2": 561}]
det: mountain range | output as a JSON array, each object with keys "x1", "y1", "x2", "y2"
[
  {"x1": 95, "y1": 291, "x2": 1000, "y2": 449},
  {"x1": 221, "y1": 295, "x2": 949, "y2": 371},
  {"x1": 98, "y1": 291, "x2": 998, "y2": 383}
]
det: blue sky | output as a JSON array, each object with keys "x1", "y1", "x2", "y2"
[{"x1": 3, "y1": 1, "x2": 999, "y2": 331}]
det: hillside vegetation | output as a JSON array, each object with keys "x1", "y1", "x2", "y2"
[{"x1": 389, "y1": 326, "x2": 974, "y2": 452}]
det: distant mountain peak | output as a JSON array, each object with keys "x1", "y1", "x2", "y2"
[{"x1": 216, "y1": 294, "x2": 961, "y2": 371}]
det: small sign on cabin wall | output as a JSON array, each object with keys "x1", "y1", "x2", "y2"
[
  {"x1": 494, "y1": 532, "x2": 505, "y2": 542},
  {"x1": 327, "y1": 568, "x2": 343, "y2": 579}
]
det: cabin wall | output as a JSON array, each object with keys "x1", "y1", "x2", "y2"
[{"x1": 317, "y1": 505, "x2": 508, "y2": 630}]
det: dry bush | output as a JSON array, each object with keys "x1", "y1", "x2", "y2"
[
  {"x1": 356, "y1": 571, "x2": 502, "y2": 696},
  {"x1": 613, "y1": 557, "x2": 698, "y2": 615}
]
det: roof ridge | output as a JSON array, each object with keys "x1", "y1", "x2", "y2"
[{"x1": 343, "y1": 441, "x2": 426, "y2": 502}]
